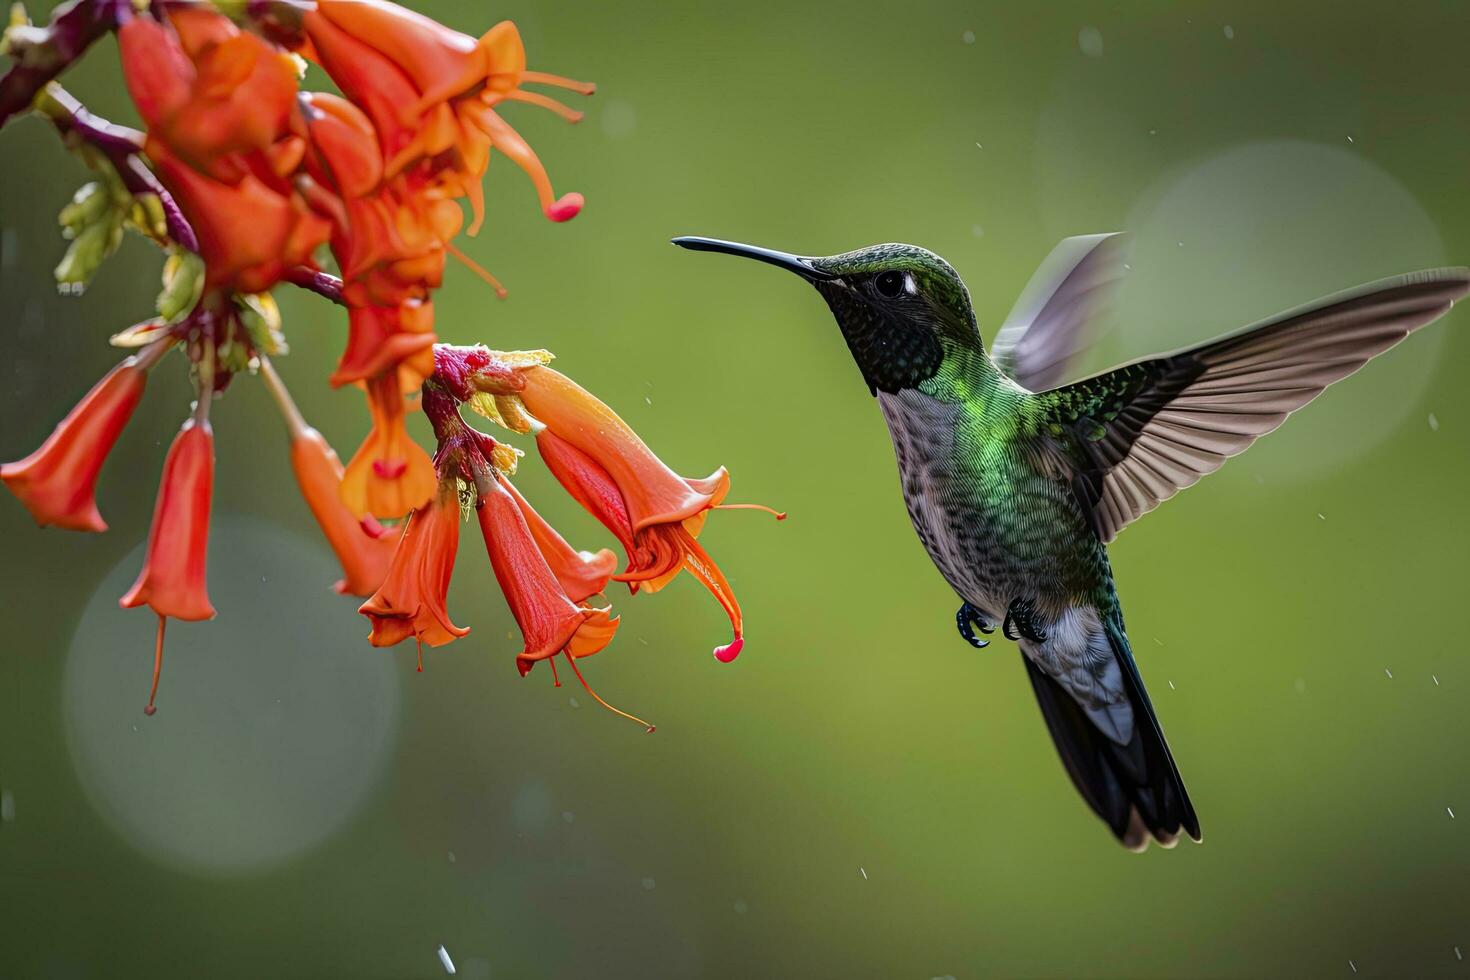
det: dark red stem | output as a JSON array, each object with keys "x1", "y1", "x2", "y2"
[
  {"x1": 286, "y1": 267, "x2": 345, "y2": 305},
  {"x1": 0, "y1": 0, "x2": 127, "y2": 129}
]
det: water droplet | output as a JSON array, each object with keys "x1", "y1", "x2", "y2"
[
  {"x1": 1385, "y1": 668, "x2": 1393, "y2": 679},
  {"x1": 1318, "y1": 513, "x2": 1326, "y2": 521},
  {"x1": 568, "y1": 697, "x2": 580, "y2": 709},
  {"x1": 562, "y1": 811, "x2": 575, "y2": 824},
  {"x1": 641, "y1": 876, "x2": 656, "y2": 890},
  {"x1": 962, "y1": 29, "x2": 975, "y2": 44},
  {"x1": 1223, "y1": 25, "x2": 1235, "y2": 40},
  {"x1": 1167, "y1": 680, "x2": 1175, "y2": 690},
  {"x1": 971, "y1": 225, "x2": 985, "y2": 238},
  {"x1": 1349, "y1": 960, "x2": 1358, "y2": 974},
  {"x1": 1448, "y1": 807, "x2": 1456, "y2": 819},
  {"x1": 860, "y1": 866, "x2": 869, "y2": 880},
  {"x1": 1433, "y1": 675, "x2": 1440, "y2": 686},
  {"x1": 1429, "y1": 412, "x2": 1440, "y2": 431},
  {"x1": 1148, "y1": 128, "x2": 1158, "y2": 136},
  {"x1": 1294, "y1": 677, "x2": 1306, "y2": 694},
  {"x1": 0, "y1": 789, "x2": 14, "y2": 823},
  {"x1": 1455, "y1": 946, "x2": 1462, "y2": 961},
  {"x1": 1077, "y1": 26, "x2": 1104, "y2": 58},
  {"x1": 447, "y1": 850, "x2": 456, "y2": 863},
  {"x1": 1347, "y1": 135, "x2": 1355, "y2": 144},
  {"x1": 734, "y1": 898, "x2": 749, "y2": 914},
  {"x1": 437, "y1": 944, "x2": 456, "y2": 975}
]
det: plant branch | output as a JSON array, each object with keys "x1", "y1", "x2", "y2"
[{"x1": 0, "y1": 0, "x2": 126, "y2": 129}]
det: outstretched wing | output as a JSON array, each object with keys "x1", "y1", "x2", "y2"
[
  {"x1": 991, "y1": 233, "x2": 1129, "y2": 391},
  {"x1": 1034, "y1": 268, "x2": 1470, "y2": 542}
]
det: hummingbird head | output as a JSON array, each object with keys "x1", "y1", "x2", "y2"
[{"x1": 673, "y1": 238, "x2": 980, "y2": 395}]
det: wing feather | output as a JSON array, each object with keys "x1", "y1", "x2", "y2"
[
  {"x1": 1037, "y1": 268, "x2": 1469, "y2": 541},
  {"x1": 992, "y1": 233, "x2": 1129, "y2": 391}
]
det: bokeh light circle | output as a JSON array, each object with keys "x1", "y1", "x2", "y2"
[
  {"x1": 64, "y1": 516, "x2": 400, "y2": 876},
  {"x1": 1111, "y1": 140, "x2": 1447, "y2": 483}
]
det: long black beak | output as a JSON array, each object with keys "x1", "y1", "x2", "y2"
[{"x1": 672, "y1": 236, "x2": 837, "y2": 281}]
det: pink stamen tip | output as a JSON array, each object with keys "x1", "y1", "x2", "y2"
[
  {"x1": 713, "y1": 636, "x2": 744, "y2": 663},
  {"x1": 143, "y1": 705, "x2": 156, "y2": 716},
  {"x1": 372, "y1": 457, "x2": 408, "y2": 479},
  {"x1": 775, "y1": 512, "x2": 789, "y2": 521},
  {"x1": 545, "y1": 193, "x2": 584, "y2": 222}
]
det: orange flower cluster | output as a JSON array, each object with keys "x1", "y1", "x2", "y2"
[
  {"x1": 359, "y1": 346, "x2": 782, "y2": 729},
  {"x1": 2, "y1": 0, "x2": 779, "y2": 728}
]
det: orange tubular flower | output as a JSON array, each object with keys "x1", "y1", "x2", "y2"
[
  {"x1": 500, "y1": 475, "x2": 616, "y2": 603},
  {"x1": 119, "y1": 9, "x2": 297, "y2": 177},
  {"x1": 290, "y1": 428, "x2": 397, "y2": 597},
  {"x1": 517, "y1": 367, "x2": 782, "y2": 662},
  {"x1": 475, "y1": 474, "x2": 619, "y2": 679},
  {"x1": 358, "y1": 483, "x2": 468, "y2": 666},
  {"x1": 340, "y1": 372, "x2": 436, "y2": 520},
  {"x1": 119, "y1": 412, "x2": 217, "y2": 715},
  {"x1": 259, "y1": 356, "x2": 395, "y2": 596},
  {"x1": 302, "y1": 0, "x2": 588, "y2": 230},
  {"x1": 1, "y1": 342, "x2": 168, "y2": 531},
  {"x1": 147, "y1": 141, "x2": 331, "y2": 293}
]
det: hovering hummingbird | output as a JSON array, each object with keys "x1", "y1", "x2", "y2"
[{"x1": 675, "y1": 233, "x2": 1468, "y2": 849}]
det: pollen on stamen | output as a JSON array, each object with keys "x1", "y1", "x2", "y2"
[
  {"x1": 713, "y1": 635, "x2": 743, "y2": 664},
  {"x1": 544, "y1": 193, "x2": 583, "y2": 223}
]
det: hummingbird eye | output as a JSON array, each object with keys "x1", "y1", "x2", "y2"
[{"x1": 874, "y1": 270, "x2": 906, "y2": 298}]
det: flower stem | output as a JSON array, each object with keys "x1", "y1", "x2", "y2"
[{"x1": 257, "y1": 355, "x2": 309, "y2": 439}]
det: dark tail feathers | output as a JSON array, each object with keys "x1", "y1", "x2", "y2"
[{"x1": 1022, "y1": 615, "x2": 1201, "y2": 850}]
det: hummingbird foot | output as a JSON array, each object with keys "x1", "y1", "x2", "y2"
[
  {"x1": 1002, "y1": 598, "x2": 1048, "y2": 644},
  {"x1": 955, "y1": 602, "x2": 994, "y2": 648}
]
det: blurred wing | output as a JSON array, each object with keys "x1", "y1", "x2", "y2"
[
  {"x1": 991, "y1": 233, "x2": 1129, "y2": 391},
  {"x1": 1037, "y1": 268, "x2": 1470, "y2": 542}
]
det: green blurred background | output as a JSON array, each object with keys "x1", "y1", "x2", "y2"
[{"x1": 4, "y1": 1, "x2": 1470, "y2": 977}]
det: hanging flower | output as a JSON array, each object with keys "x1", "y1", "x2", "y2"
[
  {"x1": 290, "y1": 427, "x2": 397, "y2": 597},
  {"x1": 500, "y1": 475, "x2": 616, "y2": 603},
  {"x1": 516, "y1": 366, "x2": 783, "y2": 662},
  {"x1": 300, "y1": 0, "x2": 588, "y2": 230},
  {"x1": 0, "y1": 342, "x2": 166, "y2": 531},
  {"x1": 340, "y1": 371, "x2": 436, "y2": 519},
  {"x1": 358, "y1": 482, "x2": 469, "y2": 666},
  {"x1": 118, "y1": 411, "x2": 217, "y2": 715},
  {"x1": 118, "y1": 8, "x2": 298, "y2": 177}
]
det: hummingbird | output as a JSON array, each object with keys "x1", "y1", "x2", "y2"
[{"x1": 674, "y1": 233, "x2": 1468, "y2": 850}]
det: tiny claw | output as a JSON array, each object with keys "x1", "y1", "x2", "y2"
[
  {"x1": 955, "y1": 603, "x2": 990, "y2": 649},
  {"x1": 1003, "y1": 598, "x2": 1048, "y2": 644},
  {"x1": 544, "y1": 192, "x2": 583, "y2": 222}
]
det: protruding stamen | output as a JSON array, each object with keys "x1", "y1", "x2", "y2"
[
  {"x1": 415, "y1": 636, "x2": 424, "y2": 673},
  {"x1": 563, "y1": 651, "x2": 654, "y2": 732},
  {"x1": 504, "y1": 89, "x2": 583, "y2": 123},
  {"x1": 714, "y1": 503, "x2": 788, "y2": 520},
  {"x1": 446, "y1": 242, "x2": 509, "y2": 298},
  {"x1": 520, "y1": 71, "x2": 596, "y2": 95},
  {"x1": 548, "y1": 656, "x2": 561, "y2": 688},
  {"x1": 144, "y1": 614, "x2": 166, "y2": 716}
]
